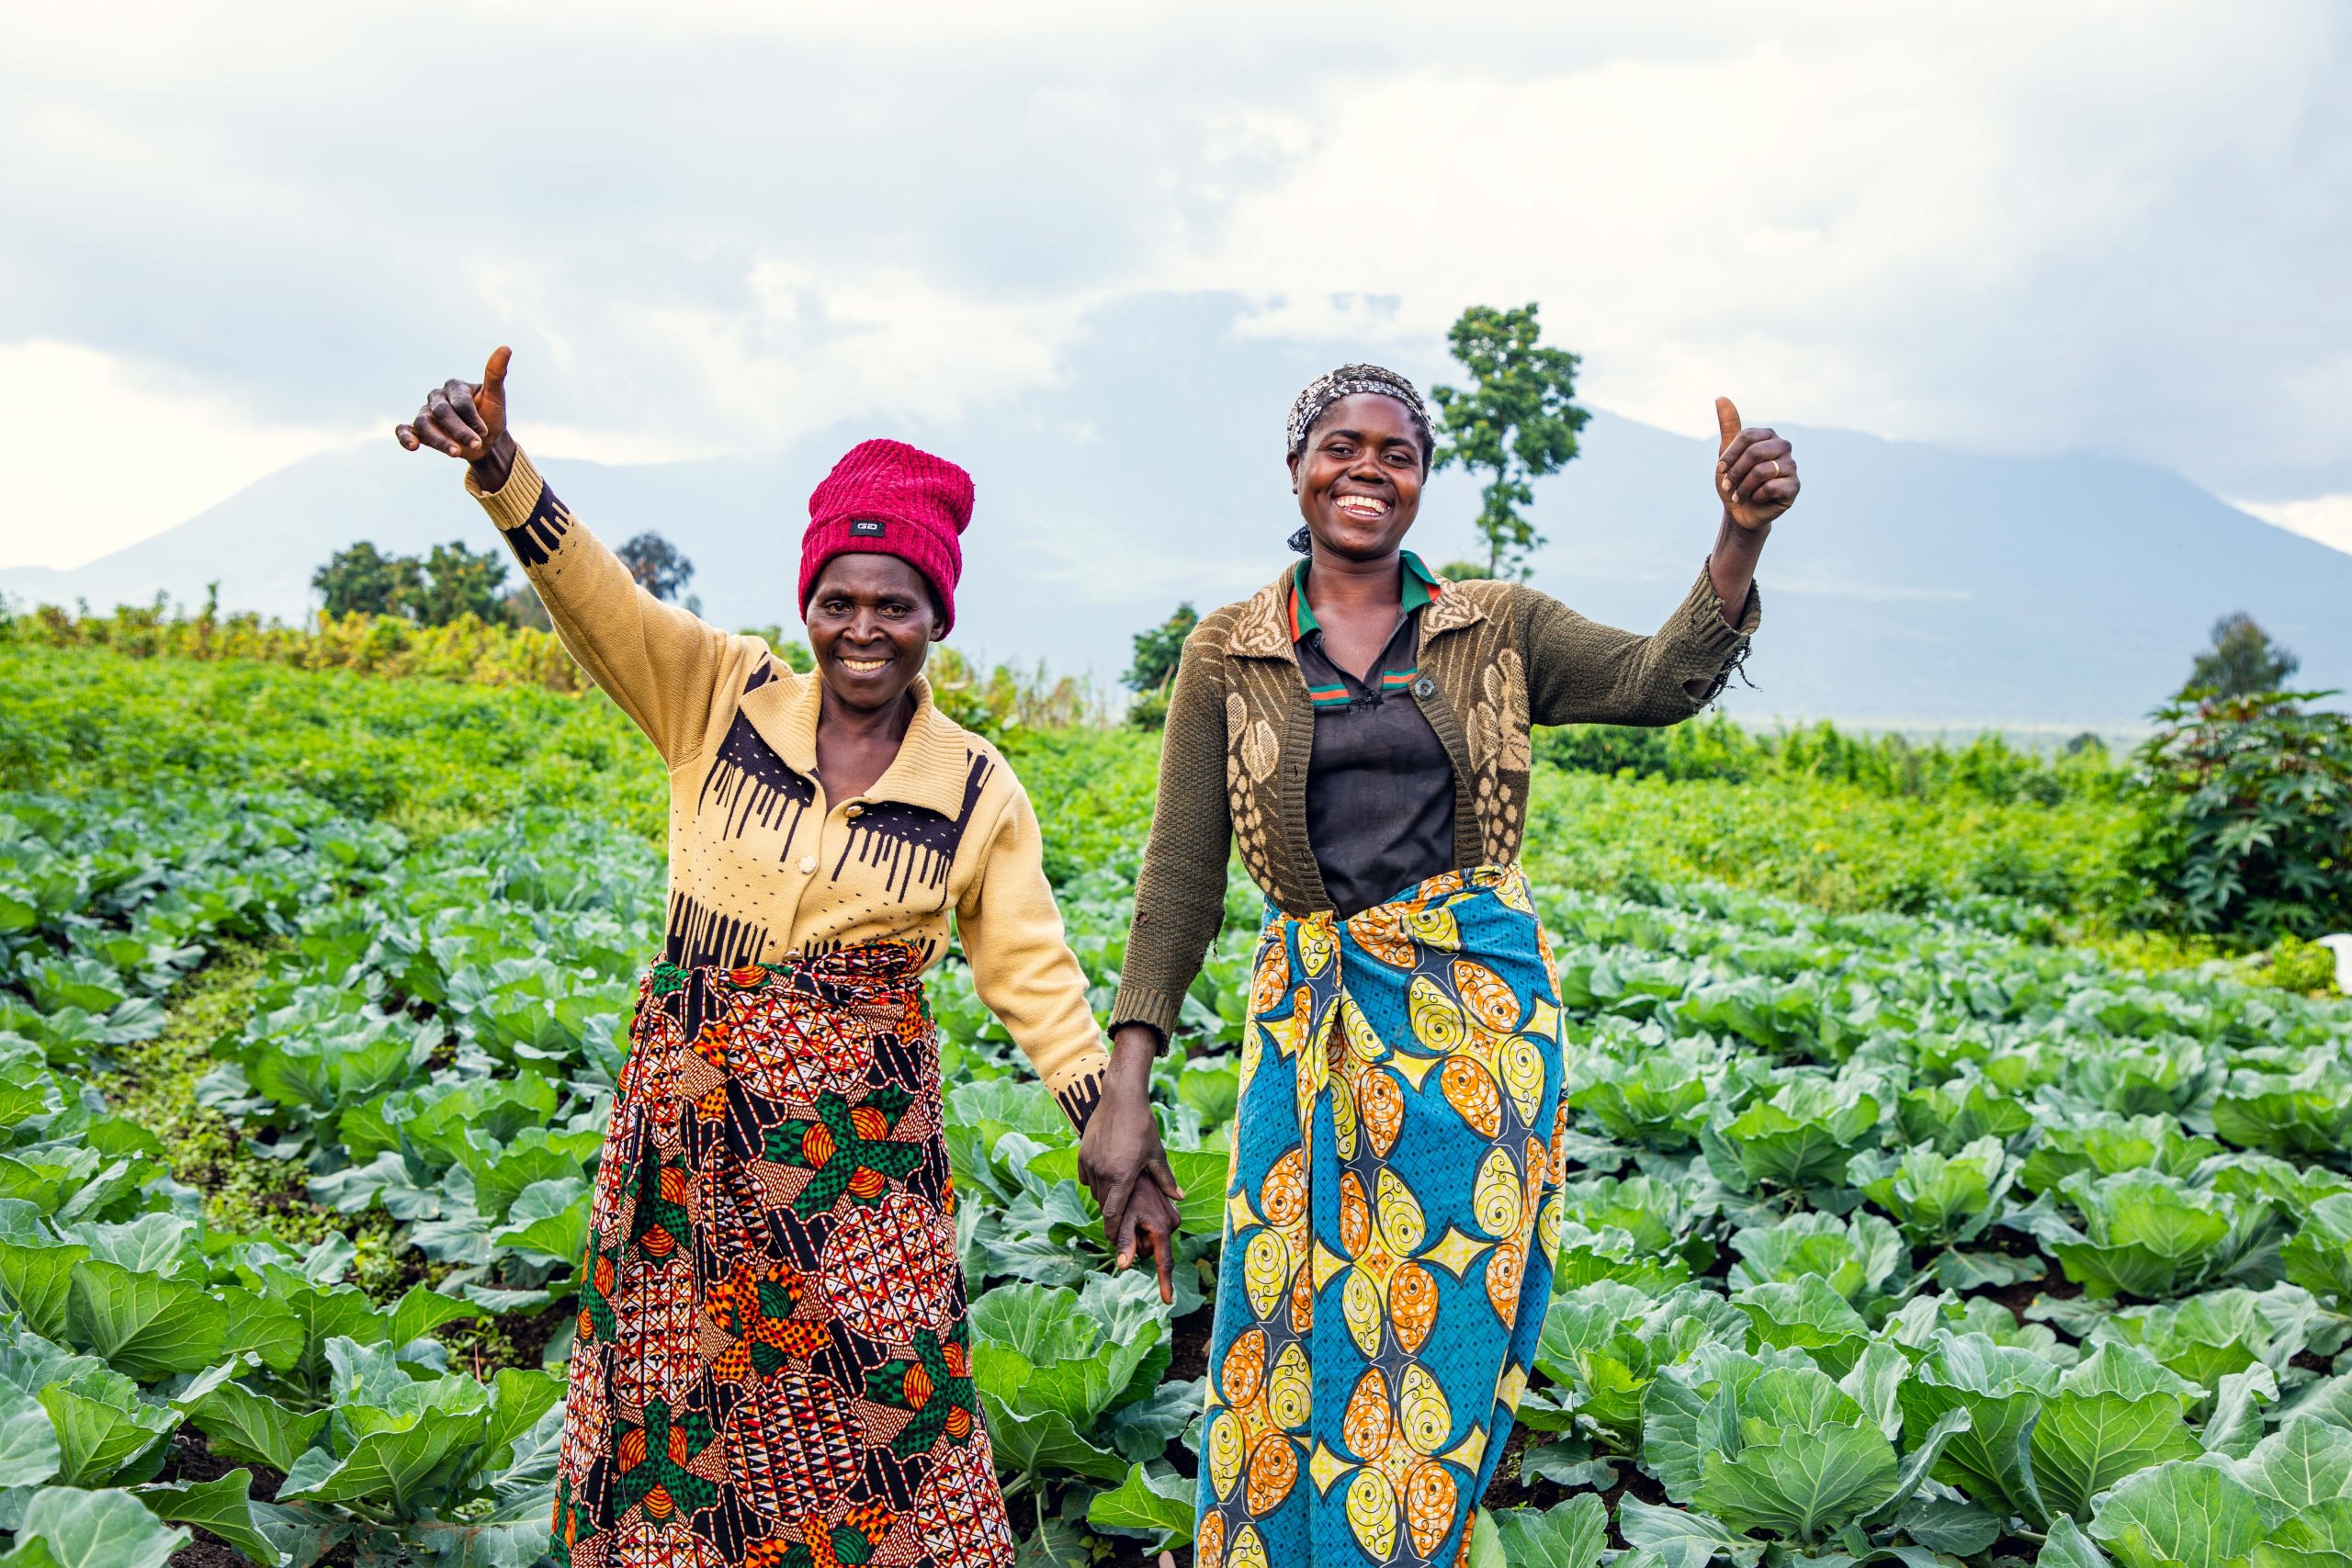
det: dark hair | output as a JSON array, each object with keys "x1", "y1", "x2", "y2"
[{"x1": 1285, "y1": 364, "x2": 1434, "y2": 554}]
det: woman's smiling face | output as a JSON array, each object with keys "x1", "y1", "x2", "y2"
[
  {"x1": 803, "y1": 553, "x2": 944, "y2": 713},
  {"x1": 1288, "y1": 392, "x2": 1427, "y2": 559}
]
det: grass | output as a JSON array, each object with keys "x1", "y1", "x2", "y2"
[{"x1": 109, "y1": 939, "x2": 408, "y2": 1295}]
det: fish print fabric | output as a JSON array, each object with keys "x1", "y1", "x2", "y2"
[
  {"x1": 1195, "y1": 865, "x2": 1570, "y2": 1568},
  {"x1": 554, "y1": 947, "x2": 1014, "y2": 1568}
]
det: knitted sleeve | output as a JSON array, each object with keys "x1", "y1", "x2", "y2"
[
  {"x1": 468, "y1": 450, "x2": 738, "y2": 769},
  {"x1": 955, "y1": 774, "x2": 1112, "y2": 1131},
  {"x1": 1110, "y1": 625, "x2": 1235, "y2": 1041},
  {"x1": 1518, "y1": 566, "x2": 1762, "y2": 728}
]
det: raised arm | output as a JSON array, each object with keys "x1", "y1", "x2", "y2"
[
  {"x1": 1522, "y1": 395, "x2": 1792, "y2": 727},
  {"x1": 1518, "y1": 577, "x2": 1758, "y2": 726},
  {"x1": 395, "y1": 348, "x2": 736, "y2": 768}
]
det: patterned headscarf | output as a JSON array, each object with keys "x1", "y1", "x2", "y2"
[
  {"x1": 1284, "y1": 363, "x2": 1435, "y2": 468},
  {"x1": 1284, "y1": 364, "x2": 1435, "y2": 553}
]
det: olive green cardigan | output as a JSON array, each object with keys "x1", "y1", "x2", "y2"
[{"x1": 1110, "y1": 561, "x2": 1760, "y2": 1040}]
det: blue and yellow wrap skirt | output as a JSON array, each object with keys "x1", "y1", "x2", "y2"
[{"x1": 1194, "y1": 864, "x2": 1569, "y2": 1568}]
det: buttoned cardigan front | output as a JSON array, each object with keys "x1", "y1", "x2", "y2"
[{"x1": 1110, "y1": 561, "x2": 1760, "y2": 1040}]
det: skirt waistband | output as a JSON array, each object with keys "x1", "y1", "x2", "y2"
[
  {"x1": 1262, "y1": 862, "x2": 1532, "y2": 936},
  {"x1": 644, "y1": 940, "x2": 930, "y2": 1009}
]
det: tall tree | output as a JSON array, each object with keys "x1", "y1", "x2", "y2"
[
  {"x1": 1430, "y1": 302, "x2": 1589, "y2": 580},
  {"x1": 1124, "y1": 604, "x2": 1199, "y2": 694},
  {"x1": 618, "y1": 532, "x2": 695, "y2": 602},
  {"x1": 2187, "y1": 612, "x2": 2300, "y2": 698},
  {"x1": 312, "y1": 541, "x2": 424, "y2": 619}
]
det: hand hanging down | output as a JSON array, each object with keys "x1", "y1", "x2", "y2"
[{"x1": 1080, "y1": 1044, "x2": 1185, "y2": 1305}]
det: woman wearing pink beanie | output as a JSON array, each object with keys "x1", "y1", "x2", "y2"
[{"x1": 397, "y1": 350, "x2": 1179, "y2": 1568}]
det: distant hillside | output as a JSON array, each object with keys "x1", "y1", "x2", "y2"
[{"x1": 7, "y1": 294, "x2": 2348, "y2": 727}]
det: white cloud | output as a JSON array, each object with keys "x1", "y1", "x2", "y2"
[
  {"x1": 2, "y1": 0, "x2": 2346, "y2": 570},
  {"x1": 2231, "y1": 495, "x2": 2352, "y2": 558},
  {"x1": 0, "y1": 341, "x2": 356, "y2": 570},
  {"x1": 503, "y1": 261, "x2": 1093, "y2": 457},
  {"x1": 1158, "y1": 6, "x2": 2351, "y2": 470}
]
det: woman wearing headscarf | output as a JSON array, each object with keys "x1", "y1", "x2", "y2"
[
  {"x1": 396, "y1": 350, "x2": 1180, "y2": 1568},
  {"x1": 1083, "y1": 366, "x2": 1792, "y2": 1567}
]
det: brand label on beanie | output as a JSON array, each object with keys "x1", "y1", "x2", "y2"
[{"x1": 849, "y1": 518, "x2": 887, "y2": 536}]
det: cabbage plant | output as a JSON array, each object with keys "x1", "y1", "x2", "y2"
[{"x1": 2052, "y1": 1170, "x2": 2284, "y2": 1301}]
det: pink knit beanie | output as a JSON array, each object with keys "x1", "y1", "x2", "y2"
[{"x1": 798, "y1": 439, "x2": 973, "y2": 634}]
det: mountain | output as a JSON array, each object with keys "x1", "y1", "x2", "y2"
[{"x1": 7, "y1": 292, "x2": 2349, "y2": 728}]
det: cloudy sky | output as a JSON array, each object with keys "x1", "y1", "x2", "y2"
[{"x1": 3, "y1": 1, "x2": 2347, "y2": 569}]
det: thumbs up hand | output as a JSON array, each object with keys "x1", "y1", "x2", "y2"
[
  {"x1": 394, "y1": 346, "x2": 518, "y2": 491},
  {"x1": 1713, "y1": 397, "x2": 1797, "y2": 531}
]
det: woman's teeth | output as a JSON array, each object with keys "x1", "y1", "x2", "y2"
[
  {"x1": 841, "y1": 657, "x2": 888, "y2": 673},
  {"x1": 1334, "y1": 495, "x2": 1391, "y2": 519}
]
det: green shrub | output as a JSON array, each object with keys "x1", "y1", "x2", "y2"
[
  {"x1": 2246, "y1": 935, "x2": 2344, "y2": 996},
  {"x1": 2126, "y1": 690, "x2": 2352, "y2": 938}
]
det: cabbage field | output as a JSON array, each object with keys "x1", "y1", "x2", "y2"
[{"x1": 2, "y1": 640, "x2": 2350, "y2": 1568}]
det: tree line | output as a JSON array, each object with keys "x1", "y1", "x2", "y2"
[{"x1": 311, "y1": 531, "x2": 695, "y2": 627}]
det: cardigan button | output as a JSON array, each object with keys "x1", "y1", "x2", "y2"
[
  {"x1": 844, "y1": 804, "x2": 864, "y2": 818},
  {"x1": 1412, "y1": 677, "x2": 1436, "y2": 698},
  {"x1": 797, "y1": 854, "x2": 818, "y2": 874}
]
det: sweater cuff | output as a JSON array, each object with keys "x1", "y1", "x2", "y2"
[
  {"x1": 464, "y1": 449, "x2": 574, "y2": 570},
  {"x1": 465, "y1": 447, "x2": 542, "y2": 525},
  {"x1": 1042, "y1": 1051, "x2": 1112, "y2": 1133},
  {"x1": 1108, "y1": 983, "x2": 1186, "y2": 1043},
  {"x1": 1685, "y1": 561, "x2": 1762, "y2": 650},
  {"x1": 1681, "y1": 563, "x2": 1761, "y2": 705}
]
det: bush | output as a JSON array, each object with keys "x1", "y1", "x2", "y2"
[
  {"x1": 2126, "y1": 689, "x2": 2352, "y2": 938},
  {"x1": 2241, "y1": 935, "x2": 2344, "y2": 997}
]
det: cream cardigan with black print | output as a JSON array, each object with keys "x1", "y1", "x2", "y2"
[{"x1": 469, "y1": 451, "x2": 1110, "y2": 1128}]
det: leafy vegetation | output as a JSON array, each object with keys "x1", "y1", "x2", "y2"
[
  {"x1": 1523, "y1": 765, "x2": 2134, "y2": 924},
  {"x1": 2125, "y1": 689, "x2": 2352, "y2": 939},
  {"x1": 1538, "y1": 713, "x2": 2126, "y2": 807},
  {"x1": 2, "y1": 592, "x2": 594, "y2": 694},
  {"x1": 1, "y1": 594, "x2": 1098, "y2": 763},
  {"x1": 3, "y1": 636, "x2": 2350, "y2": 1566}
]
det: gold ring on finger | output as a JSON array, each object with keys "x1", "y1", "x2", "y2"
[{"x1": 1767, "y1": 459, "x2": 1781, "y2": 478}]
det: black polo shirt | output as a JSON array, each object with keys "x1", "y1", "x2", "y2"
[{"x1": 1290, "y1": 552, "x2": 1458, "y2": 919}]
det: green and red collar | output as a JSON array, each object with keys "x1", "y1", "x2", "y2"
[
  {"x1": 1292, "y1": 551, "x2": 1441, "y2": 709},
  {"x1": 1285, "y1": 549, "x2": 1442, "y2": 642}
]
